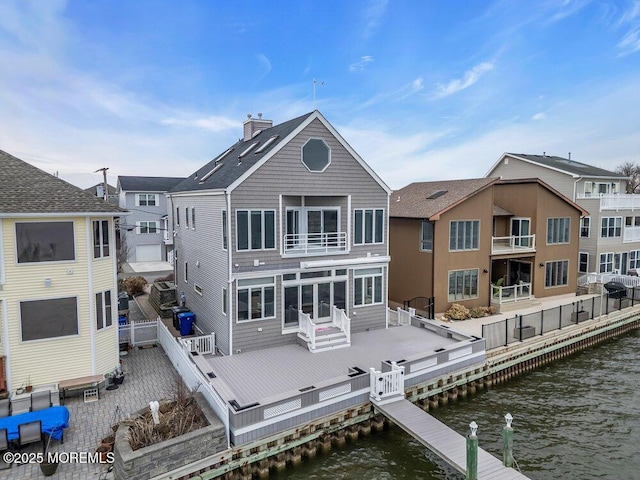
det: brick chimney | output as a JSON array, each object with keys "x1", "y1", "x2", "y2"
[{"x1": 243, "y1": 113, "x2": 273, "y2": 141}]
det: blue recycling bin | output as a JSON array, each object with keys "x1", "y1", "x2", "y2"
[
  {"x1": 118, "y1": 315, "x2": 127, "y2": 326},
  {"x1": 178, "y1": 312, "x2": 195, "y2": 336}
]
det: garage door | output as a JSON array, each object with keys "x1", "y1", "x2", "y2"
[{"x1": 136, "y1": 244, "x2": 162, "y2": 262}]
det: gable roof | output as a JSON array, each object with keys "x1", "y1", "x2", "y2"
[
  {"x1": 0, "y1": 149, "x2": 123, "y2": 215},
  {"x1": 496, "y1": 177, "x2": 588, "y2": 216},
  {"x1": 169, "y1": 110, "x2": 391, "y2": 195},
  {"x1": 118, "y1": 176, "x2": 186, "y2": 192},
  {"x1": 390, "y1": 178, "x2": 498, "y2": 220},
  {"x1": 487, "y1": 153, "x2": 628, "y2": 179}
]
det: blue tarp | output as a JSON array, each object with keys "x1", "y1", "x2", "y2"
[{"x1": 0, "y1": 405, "x2": 69, "y2": 441}]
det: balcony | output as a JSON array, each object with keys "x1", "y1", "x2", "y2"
[
  {"x1": 492, "y1": 282, "x2": 532, "y2": 304},
  {"x1": 283, "y1": 232, "x2": 347, "y2": 256},
  {"x1": 595, "y1": 194, "x2": 640, "y2": 211},
  {"x1": 491, "y1": 235, "x2": 536, "y2": 255},
  {"x1": 623, "y1": 226, "x2": 640, "y2": 243}
]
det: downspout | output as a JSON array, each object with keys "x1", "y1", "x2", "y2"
[
  {"x1": 87, "y1": 217, "x2": 96, "y2": 375},
  {"x1": 573, "y1": 177, "x2": 582, "y2": 203},
  {"x1": 226, "y1": 190, "x2": 234, "y2": 355}
]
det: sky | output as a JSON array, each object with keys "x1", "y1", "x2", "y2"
[{"x1": 0, "y1": 0, "x2": 639, "y2": 190}]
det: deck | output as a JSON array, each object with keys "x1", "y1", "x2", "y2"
[
  {"x1": 203, "y1": 324, "x2": 459, "y2": 405},
  {"x1": 377, "y1": 399, "x2": 529, "y2": 480}
]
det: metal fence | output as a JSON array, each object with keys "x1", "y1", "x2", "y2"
[
  {"x1": 403, "y1": 296, "x2": 435, "y2": 319},
  {"x1": 482, "y1": 290, "x2": 640, "y2": 350}
]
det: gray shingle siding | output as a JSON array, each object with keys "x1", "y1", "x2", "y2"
[{"x1": 170, "y1": 194, "x2": 230, "y2": 354}]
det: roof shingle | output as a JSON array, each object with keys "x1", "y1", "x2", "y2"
[
  {"x1": 507, "y1": 153, "x2": 627, "y2": 178},
  {"x1": 118, "y1": 176, "x2": 186, "y2": 192},
  {"x1": 0, "y1": 149, "x2": 123, "y2": 215}
]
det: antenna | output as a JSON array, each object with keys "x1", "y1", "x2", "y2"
[{"x1": 313, "y1": 78, "x2": 324, "y2": 109}]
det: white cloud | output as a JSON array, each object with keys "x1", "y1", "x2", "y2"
[
  {"x1": 161, "y1": 116, "x2": 241, "y2": 132},
  {"x1": 349, "y1": 55, "x2": 374, "y2": 72},
  {"x1": 362, "y1": 0, "x2": 389, "y2": 38},
  {"x1": 431, "y1": 62, "x2": 494, "y2": 99},
  {"x1": 532, "y1": 112, "x2": 546, "y2": 120},
  {"x1": 256, "y1": 53, "x2": 272, "y2": 80}
]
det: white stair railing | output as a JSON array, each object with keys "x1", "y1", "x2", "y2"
[
  {"x1": 331, "y1": 306, "x2": 351, "y2": 343},
  {"x1": 299, "y1": 310, "x2": 316, "y2": 350}
]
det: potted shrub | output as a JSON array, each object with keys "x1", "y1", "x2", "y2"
[{"x1": 40, "y1": 431, "x2": 59, "y2": 476}]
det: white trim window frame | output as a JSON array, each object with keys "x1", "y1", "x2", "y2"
[
  {"x1": 237, "y1": 277, "x2": 275, "y2": 322},
  {"x1": 222, "y1": 287, "x2": 227, "y2": 315},
  {"x1": 194, "y1": 284, "x2": 203, "y2": 296},
  {"x1": 353, "y1": 208, "x2": 384, "y2": 245},
  {"x1": 420, "y1": 220, "x2": 433, "y2": 251},
  {"x1": 236, "y1": 209, "x2": 276, "y2": 251},
  {"x1": 630, "y1": 250, "x2": 640, "y2": 270},
  {"x1": 447, "y1": 268, "x2": 479, "y2": 301},
  {"x1": 354, "y1": 267, "x2": 383, "y2": 306},
  {"x1": 20, "y1": 296, "x2": 80, "y2": 342},
  {"x1": 137, "y1": 221, "x2": 158, "y2": 234},
  {"x1": 175, "y1": 206, "x2": 180, "y2": 227},
  {"x1": 184, "y1": 261, "x2": 188, "y2": 283},
  {"x1": 191, "y1": 207, "x2": 196, "y2": 230},
  {"x1": 580, "y1": 217, "x2": 590, "y2": 238},
  {"x1": 136, "y1": 193, "x2": 158, "y2": 206},
  {"x1": 449, "y1": 220, "x2": 480, "y2": 251},
  {"x1": 92, "y1": 220, "x2": 110, "y2": 258},
  {"x1": 96, "y1": 290, "x2": 113, "y2": 330},
  {"x1": 222, "y1": 210, "x2": 228, "y2": 250},
  {"x1": 578, "y1": 252, "x2": 589, "y2": 273},
  {"x1": 301, "y1": 137, "x2": 331, "y2": 173},
  {"x1": 599, "y1": 252, "x2": 614, "y2": 273},
  {"x1": 547, "y1": 217, "x2": 570, "y2": 244},
  {"x1": 545, "y1": 260, "x2": 569, "y2": 288},
  {"x1": 185, "y1": 207, "x2": 190, "y2": 229},
  {"x1": 600, "y1": 217, "x2": 622, "y2": 238}
]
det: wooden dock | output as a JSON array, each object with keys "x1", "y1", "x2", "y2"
[{"x1": 376, "y1": 399, "x2": 529, "y2": 479}]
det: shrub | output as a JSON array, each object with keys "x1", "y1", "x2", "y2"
[
  {"x1": 469, "y1": 307, "x2": 487, "y2": 318},
  {"x1": 486, "y1": 306, "x2": 497, "y2": 315},
  {"x1": 444, "y1": 303, "x2": 470, "y2": 320},
  {"x1": 154, "y1": 272, "x2": 175, "y2": 283},
  {"x1": 124, "y1": 276, "x2": 147, "y2": 296}
]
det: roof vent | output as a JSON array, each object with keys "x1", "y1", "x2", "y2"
[{"x1": 427, "y1": 190, "x2": 447, "y2": 200}]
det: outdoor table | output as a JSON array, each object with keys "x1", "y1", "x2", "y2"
[{"x1": 0, "y1": 405, "x2": 69, "y2": 441}]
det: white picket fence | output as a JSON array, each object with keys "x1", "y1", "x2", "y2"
[
  {"x1": 118, "y1": 318, "x2": 158, "y2": 346},
  {"x1": 180, "y1": 333, "x2": 216, "y2": 355},
  {"x1": 369, "y1": 361, "x2": 405, "y2": 405}
]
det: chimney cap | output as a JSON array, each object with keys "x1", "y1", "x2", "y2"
[
  {"x1": 247, "y1": 113, "x2": 252, "y2": 119},
  {"x1": 258, "y1": 113, "x2": 262, "y2": 119}
]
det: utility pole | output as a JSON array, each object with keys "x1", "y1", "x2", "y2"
[{"x1": 94, "y1": 167, "x2": 109, "y2": 201}]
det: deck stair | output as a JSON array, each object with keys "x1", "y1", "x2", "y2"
[{"x1": 298, "y1": 325, "x2": 350, "y2": 352}]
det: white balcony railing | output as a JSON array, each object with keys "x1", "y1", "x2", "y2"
[
  {"x1": 623, "y1": 226, "x2": 640, "y2": 243},
  {"x1": 369, "y1": 361, "x2": 405, "y2": 405},
  {"x1": 491, "y1": 234, "x2": 536, "y2": 254},
  {"x1": 331, "y1": 306, "x2": 351, "y2": 344},
  {"x1": 283, "y1": 231, "x2": 347, "y2": 255},
  {"x1": 596, "y1": 194, "x2": 640, "y2": 211},
  {"x1": 492, "y1": 282, "x2": 532, "y2": 304},
  {"x1": 298, "y1": 310, "x2": 317, "y2": 350}
]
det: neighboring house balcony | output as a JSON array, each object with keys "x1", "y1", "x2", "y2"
[
  {"x1": 623, "y1": 226, "x2": 640, "y2": 243},
  {"x1": 283, "y1": 231, "x2": 347, "y2": 256},
  {"x1": 579, "y1": 193, "x2": 640, "y2": 211},
  {"x1": 491, "y1": 235, "x2": 536, "y2": 255},
  {"x1": 491, "y1": 282, "x2": 532, "y2": 305}
]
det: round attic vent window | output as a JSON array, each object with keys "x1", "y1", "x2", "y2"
[{"x1": 301, "y1": 138, "x2": 330, "y2": 172}]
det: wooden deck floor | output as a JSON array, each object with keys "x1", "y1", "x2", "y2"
[{"x1": 376, "y1": 400, "x2": 530, "y2": 480}]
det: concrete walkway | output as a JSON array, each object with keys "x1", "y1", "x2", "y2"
[{"x1": 0, "y1": 296, "x2": 176, "y2": 480}]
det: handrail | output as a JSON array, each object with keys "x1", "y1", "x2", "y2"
[
  {"x1": 331, "y1": 306, "x2": 351, "y2": 343},
  {"x1": 298, "y1": 310, "x2": 316, "y2": 350},
  {"x1": 492, "y1": 282, "x2": 532, "y2": 304},
  {"x1": 491, "y1": 234, "x2": 536, "y2": 253},
  {"x1": 283, "y1": 231, "x2": 347, "y2": 254},
  {"x1": 370, "y1": 361, "x2": 405, "y2": 404}
]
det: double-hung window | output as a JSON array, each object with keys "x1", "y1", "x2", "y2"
[
  {"x1": 448, "y1": 269, "x2": 478, "y2": 301},
  {"x1": 630, "y1": 250, "x2": 640, "y2": 270},
  {"x1": 237, "y1": 277, "x2": 275, "y2": 321},
  {"x1": 236, "y1": 210, "x2": 275, "y2": 251},
  {"x1": 354, "y1": 209, "x2": 384, "y2": 245},
  {"x1": 93, "y1": 220, "x2": 110, "y2": 258},
  {"x1": 580, "y1": 217, "x2": 590, "y2": 238},
  {"x1": 354, "y1": 268, "x2": 383, "y2": 306},
  {"x1": 96, "y1": 290, "x2": 113, "y2": 330},
  {"x1": 449, "y1": 220, "x2": 479, "y2": 251},
  {"x1": 547, "y1": 218, "x2": 570, "y2": 244},
  {"x1": 185, "y1": 207, "x2": 190, "y2": 228},
  {"x1": 545, "y1": 260, "x2": 569, "y2": 287},
  {"x1": 420, "y1": 221, "x2": 433, "y2": 251},
  {"x1": 578, "y1": 252, "x2": 589, "y2": 273},
  {"x1": 137, "y1": 221, "x2": 158, "y2": 234},
  {"x1": 136, "y1": 194, "x2": 157, "y2": 206},
  {"x1": 601, "y1": 217, "x2": 622, "y2": 238},
  {"x1": 599, "y1": 253, "x2": 614, "y2": 273}
]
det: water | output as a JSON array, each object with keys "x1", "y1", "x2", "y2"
[{"x1": 276, "y1": 329, "x2": 640, "y2": 479}]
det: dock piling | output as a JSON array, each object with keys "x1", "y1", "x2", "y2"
[
  {"x1": 466, "y1": 421, "x2": 478, "y2": 480},
  {"x1": 503, "y1": 413, "x2": 514, "y2": 468}
]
